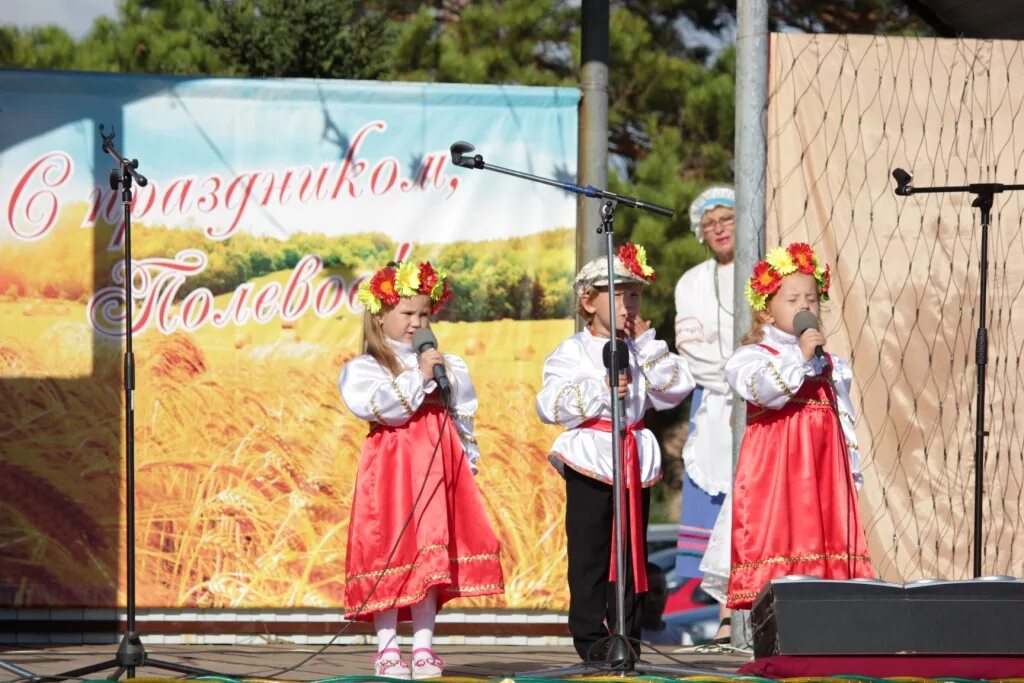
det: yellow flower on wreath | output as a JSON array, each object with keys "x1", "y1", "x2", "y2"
[
  {"x1": 765, "y1": 246, "x2": 798, "y2": 276},
  {"x1": 744, "y1": 242, "x2": 831, "y2": 311},
  {"x1": 393, "y1": 260, "x2": 421, "y2": 297}
]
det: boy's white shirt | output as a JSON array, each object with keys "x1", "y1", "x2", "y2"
[{"x1": 535, "y1": 327, "x2": 695, "y2": 486}]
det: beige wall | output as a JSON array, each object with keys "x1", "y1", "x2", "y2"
[{"x1": 767, "y1": 33, "x2": 1024, "y2": 580}]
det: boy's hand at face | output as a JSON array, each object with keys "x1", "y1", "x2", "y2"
[{"x1": 625, "y1": 315, "x2": 651, "y2": 339}]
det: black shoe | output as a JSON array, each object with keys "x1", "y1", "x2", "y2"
[{"x1": 711, "y1": 616, "x2": 731, "y2": 645}]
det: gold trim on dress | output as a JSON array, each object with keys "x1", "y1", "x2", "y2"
[
  {"x1": 452, "y1": 552, "x2": 501, "y2": 564},
  {"x1": 732, "y1": 551, "x2": 871, "y2": 573},
  {"x1": 391, "y1": 379, "x2": 415, "y2": 414},
  {"x1": 346, "y1": 543, "x2": 448, "y2": 581},
  {"x1": 765, "y1": 360, "x2": 795, "y2": 397},
  {"x1": 448, "y1": 582, "x2": 505, "y2": 594},
  {"x1": 346, "y1": 545, "x2": 501, "y2": 582},
  {"x1": 345, "y1": 577, "x2": 505, "y2": 615},
  {"x1": 349, "y1": 573, "x2": 452, "y2": 614},
  {"x1": 747, "y1": 397, "x2": 832, "y2": 422},
  {"x1": 369, "y1": 395, "x2": 385, "y2": 423},
  {"x1": 727, "y1": 589, "x2": 759, "y2": 602},
  {"x1": 747, "y1": 372, "x2": 764, "y2": 406}
]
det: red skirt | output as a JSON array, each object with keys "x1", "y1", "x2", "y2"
[
  {"x1": 344, "y1": 402, "x2": 504, "y2": 621},
  {"x1": 727, "y1": 375, "x2": 874, "y2": 610}
]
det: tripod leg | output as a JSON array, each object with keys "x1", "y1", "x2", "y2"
[
  {"x1": 0, "y1": 659, "x2": 39, "y2": 680},
  {"x1": 144, "y1": 658, "x2": 231, "y2": 677},
  {"x1": 32, "y1": 658, "x2": 121, "y2": 682},
  {"x1": 40, "y1": 655, "x2": 233, "y2": 682}
]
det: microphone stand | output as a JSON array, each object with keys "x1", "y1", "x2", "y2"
[
  {"x1": 42, "y1": 127, "x2": 229, "y2": 682},
  {"x1": 891, "y1": 168, "x2": 1024, "y2": 578},
  {"x1": 451, "y1": 142, "x2": 722, "y2": 677}
]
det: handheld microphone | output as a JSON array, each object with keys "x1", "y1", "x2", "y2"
[
  {"x1": 603, "y1": 339, "x2": 630, "y2": 410},
  {"x1": 793, "y1": 310, "x2": 828, "y2": 366},
  {"x1": 411, "y1": 328, "x2": 451, "y2": 396}
]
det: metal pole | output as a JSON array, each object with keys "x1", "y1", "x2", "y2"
[
  {"x1": 578, "y1": 0, "x2": 609, "y2": 332},
  {"x1": 732, "y1": 0, "x2": 769, "y2": 648}
]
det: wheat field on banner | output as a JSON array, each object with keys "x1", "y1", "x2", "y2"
[{"x1": 0, "y1": 211, "x2": 575, "y2": 609}]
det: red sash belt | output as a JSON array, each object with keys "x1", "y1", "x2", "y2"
[{"x1": 578, "y1": 417, "x2": 648, "y2": 593}]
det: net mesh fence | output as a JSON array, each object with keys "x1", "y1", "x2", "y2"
[{"x1": 765, "y1": 33, "x2": 1024, "y2": 580}]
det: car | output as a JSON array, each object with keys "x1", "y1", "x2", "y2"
[
  {"x1": 646, "y1": 522, "x2": 678, "y2": 555},
  {"x1": 645, "y1": 531, "x2": 723, "y2": 645},
  {"x1": 646, "y1": 547, "x2": 718, "y2": 614},
  {"x1": 664, "y1": 605, "x2": 721, "y2": 645}
]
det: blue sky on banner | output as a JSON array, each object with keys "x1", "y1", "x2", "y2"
[{"x1": 0, "y1": 71, "x2": 578, "y2": 246}]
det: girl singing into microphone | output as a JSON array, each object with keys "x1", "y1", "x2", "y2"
[
  {"x1": 723, "y1": 243, "x2": 875, "y2": 610},
  {"x1": 339, "y1": 260, "x2": 504, "y2": 679}
]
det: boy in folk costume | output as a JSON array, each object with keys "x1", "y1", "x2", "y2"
[{"x1": 536, "y1": 244, "x2": 695, "y2": 660}]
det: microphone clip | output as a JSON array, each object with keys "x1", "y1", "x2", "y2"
[{"x1": 450, "y1": 141, "x2": 484, "y2": 169}]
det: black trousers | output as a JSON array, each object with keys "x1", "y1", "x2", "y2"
[{"x1": 564, "y1": 466, "x2": 651, "y2": 661}]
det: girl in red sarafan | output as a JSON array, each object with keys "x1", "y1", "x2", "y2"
[
  {"x1": 724, "y1": 243, "x2": 875, "y2": 610},
  {"x1": 339, "y1": 260, "x2": 504, "y2": 680}
]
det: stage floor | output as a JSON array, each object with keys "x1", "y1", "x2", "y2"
[{"x1": 0, "y1": 644, "x2": 750, "y2": 680}]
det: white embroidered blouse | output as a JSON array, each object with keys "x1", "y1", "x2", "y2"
[
  {"x1": 535, "y1": 327, "x2": 695, "y2": 486},
  {"x1": 724, "y1": 324, "x2": 862, "y2": 484},
  {"x1": 338, "y1": 338, "x2": 480, "y2": 471}
]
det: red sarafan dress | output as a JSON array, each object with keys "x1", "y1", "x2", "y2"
[
  {"x1": 723, "y1": 325, "x2": 874, "y2": 610},
  {"x1": 338, "y1": 340, "x2": 504, "y2": 621}
]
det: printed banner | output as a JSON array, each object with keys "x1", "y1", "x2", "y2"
[{"x1": 0, "y1": 70, "x2": 579, "y2": 609}]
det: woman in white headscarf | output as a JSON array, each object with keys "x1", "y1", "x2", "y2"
[{"x1": 673, "y1": 186, "x2": 735, "y2": 643}]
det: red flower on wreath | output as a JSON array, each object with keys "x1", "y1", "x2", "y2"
[
  {"x1": 818, "y1": 263, "x2": 831, "y2": 296},
  {"x1": 788, "y1": 242, "x2": 817, "y2": 274},
  {"x1": 369, "y1": 267, "x2": 400, "y2": 306},
  {"x1": 750, "y1": 261, "x2": 782, "y2": 295},
  {"x1": 418, "y1": 261, "x2": 439, "y2": 294},
  {"x1": 617, "y1": 243, "x2": 656, "y2": 282}
]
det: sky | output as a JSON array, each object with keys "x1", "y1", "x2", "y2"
[
  {"x1": 0, "y1": 0, "x2": 118, "y2": 38},
  {"x1": 2, "y1": 0, "x2": 734, "y2": 54}
]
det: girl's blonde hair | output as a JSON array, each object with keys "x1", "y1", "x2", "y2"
[
  {"x1": 740, "y1": 306, "x2": 769, "y2": 345},
  {"x1": 362, "y1": 310, "x2": 402, "y2": 377}
]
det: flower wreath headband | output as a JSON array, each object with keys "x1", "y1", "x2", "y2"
[
  {"x1": 618, "y1": 243, "x2": 656, "y2": 282},
  {"x1": 745, "y1": 242, "x2": 831, "y2": 311},
  {"x1": 357, "y1": 260, "x2": 453, "y2": 315},
  {"x1": 574, "y1": 242, "x2": 657, "y2": 295}
]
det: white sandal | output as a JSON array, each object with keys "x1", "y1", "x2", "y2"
[
  {"x1": 411, "y1": 647, "x2": 445, "y2": 679},
  {"x1": 373, "y1": 648, "x2": 411, "y2": 680}
]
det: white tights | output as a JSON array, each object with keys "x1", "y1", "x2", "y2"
[{"x1": 374, "y1": 587, "x2": 438, "y2": 653}]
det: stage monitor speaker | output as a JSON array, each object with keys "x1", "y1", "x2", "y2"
[{"x1": 751, "y1": 576, "x2": 1024, "y2": 658}]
